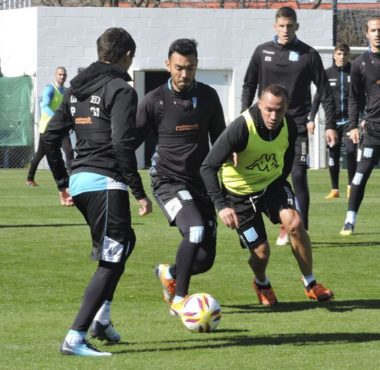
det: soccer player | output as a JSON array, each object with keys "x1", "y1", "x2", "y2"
[
  {"x1": 135, "y1": 39, "x2": 226, "y2": 316},
  {"x1": 241, "y1": 6, "x2": 337, "y2": 245},
  {"x1": 340, "y1": 16, "x2": 380, "y2": 236},
  {"x1": 201, "y1": 84, "x2": 334, "y2": 306},
  {"x1": 26, "y1": 66, "x2": 74, "y2": 195},
  {"x1": 42, "y1": 27, "x2": 152, "y2": 356},
  {"x1": 308, "y1": 43, "x2": 357, "y2": 200}
]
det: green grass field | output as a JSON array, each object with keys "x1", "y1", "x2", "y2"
[{"x1": 1, "y1": 169, "x2": 379, "y2": 370}]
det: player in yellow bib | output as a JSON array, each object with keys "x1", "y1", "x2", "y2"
[
  {"x1": 26, "y1": 66, "x2": 73, "y2": 197},
  {"x1": 201, "y1": 84, "x2": 334, "y2": 306}
]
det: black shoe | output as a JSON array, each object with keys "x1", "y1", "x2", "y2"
[{"x1": 89, "y1": 321, "x2": 121, "y2": 343}]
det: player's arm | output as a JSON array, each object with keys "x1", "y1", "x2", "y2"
[
  {"x1": 241, "y1": 49, "x2": 260, "y2": 112},
  {"x1": 201, "y1": 117, "x2": 248, "y2": 229},
  {"x1": 135, "y1": 91, "x2": 157, "y2": 150},
  {"x1": 348, "y1": 60, "x2": 365, "y2": 144},
  {"x1": 281, "y1": 115, "x2": 297, "y2": 180},
  {"x1": 201, "y1": 117, "x2": 248, "y2": 210},
  {"x1": 208, "y1": 89, "x2": 227, "y2": 145},
  {"x1": 40, "y1": 84, "x2": 56, "y2": 118},
  {"x1": 111, "y1": 87, "x2": 151, "y2": 214},
  {"x1": 41, "y1": 90, "x2": 73, "y2": 191},
  {"x1": 310, "y1": 50, "x2": 337, "y2": 133},
  {"x1": 307, "y1": 88, "x2": 322, "y2": 135}
]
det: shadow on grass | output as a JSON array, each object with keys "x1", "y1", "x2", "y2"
[
  {"x1": 0, "y1": 223, "x2": 86, "y2": 228},
  {"x1": 221, "y1": 299, "x2": 380, "y2": 314},
  {"x1": 111, "y1": 331, "x2": 380, "y2": 354},
  {"x1": 313, "y1": 240, "x2": 380, "y2": 248},
  {"x1": 0, "y1": 222, "x2": 143, "y2": 228}
]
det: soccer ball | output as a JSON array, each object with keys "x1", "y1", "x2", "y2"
[{"x1": 181, "y1": 293, "x2": 222, "y2": 333}]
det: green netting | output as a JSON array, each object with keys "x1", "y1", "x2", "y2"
[
  {"x1": 0, "y1": 76, "x2": 34, "y2": 168},
  {"x1": 0, "y1": 76, "x2": 34, "y2": 146}
]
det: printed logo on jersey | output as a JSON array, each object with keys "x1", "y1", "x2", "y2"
[
  {"x1": 70, "y1": 95, "x2": 78, "y2": 103},
  {"x1": 246, "y1": 153, "x2": 279, "y2": 171},
  {"x1": 176, "y1": 123, "x2": 200, "y2": 132},
  {"x1": 263, "y1": 49, "x2": 275, "y2": 55},
  {"x1": 90, "y1": 96, "x2": 101, "y2": 104},
  {"x1": 264, "y1": 56, "x2": 272, "y2": 62},
  {"x1": 289, "y1": 51, "x2": 299, "y2": 62},
  {"x1": 75, "y1": 116, "x2": 93, "y2": 125}
]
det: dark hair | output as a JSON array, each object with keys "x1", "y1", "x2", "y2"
[
  {"x1": 260, "y1": 84, "x2": 289, "y2": 103},
  {"x1": 275, "y1": 6, "x2": 297, "y2": 22},
  {"x1": 334, "y1": 42, "x2": 350, "y2": 54},
  {"x1": 365, "y1": 16, "x2": 380, "y2": 33},
  {"x1": 168, "y1": 39, "x2": 198, "y2": 59},
  {"x1": 97, "y1": 27, "x2": 136, "y2": 63}
]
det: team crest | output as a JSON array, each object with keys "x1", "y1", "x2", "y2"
[{"x1": 289, "y1": 51, "x2": 299, "y2": 62}]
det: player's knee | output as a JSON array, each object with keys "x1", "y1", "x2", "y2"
[{"x1": 282, "y1": 211, "x2": 302, "y2": 233}]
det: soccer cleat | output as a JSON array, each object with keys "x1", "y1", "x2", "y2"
[
  {"x1": 276, "y1": 226, "x2": 290, "y2": 246},
  {"x1": 26, "y1": 180, "x2": 38, "y2": 186},
  {"x1": 60, "y1": 338, "x2": 112, "y2": 356},
  {"x1": 346, "y1": 185, "x2": 351, "y2": 199},
  {"x1": 340, "y1": 222, "x2": 354, "y2": 236},
  {"x1": 253, "y1": 281, "x2": 278, "y2": 307},
  {"x1": 89, "y1": 320, "x2": 121, "y2": 343},
  {"x1": 169, "y1": 297, "x2": 187, "y2": 317},
  {"x1": 325, "y1": 189, "x2": 339, "y2": 199},
  {"x1": 155, "y1": 264, "x2": 176, "y2": 304},
  {"x1": 304, "y1": 282, "x2": 334, "y2": 302}
]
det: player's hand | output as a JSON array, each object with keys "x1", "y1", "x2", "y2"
[
  {"x1": 349, "y1": 128, "x2": 360, "y2": 144},
  {"x1": 137, "y1": 196, "x2": 152, "y2": 216},
  {"x1": 307, "y1": 121, "x2": 315, "y2": 135},
  {"x1": 59, "y1": 189, "x2": 74, "y2": 207},
  {"x1": 325, "y1": 128, "x2": 338, "y2": 147},
  {"x1": 219, "y1": 207, "x2": 239, "y2": 229}
]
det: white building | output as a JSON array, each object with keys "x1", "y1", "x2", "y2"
[{"x1": 0, "y1": 7, "x2": 334, "y2": 167}]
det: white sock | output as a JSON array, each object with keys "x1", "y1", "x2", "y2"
[
  {"x1": 65, "y1": 330, "x2": 86, "y2": 345},
  {"x1": 345, "y1": 211, "x2": 357, "y2": 225},
  {"x1": 93, "y1": 300, "x2": 111, "y2": 325},
  {"x1": 173, "y1": 295, "x2": 185, "y2": 303},
  {"x1": 302, "y1": 274, "x2": 316, "y2": 287},
  {"x1": 255, "y1": 277, "x2": 269, "y2": 286}
]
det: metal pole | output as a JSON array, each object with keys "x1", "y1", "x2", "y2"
[{"x1": 332, "y1": 0, "x2": 338, "y2": 45}]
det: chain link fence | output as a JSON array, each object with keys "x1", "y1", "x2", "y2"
[{"x1": 0, "y1": 76, "x2": 35, "y2": 168}]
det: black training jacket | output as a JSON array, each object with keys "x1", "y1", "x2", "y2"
[
  {"x1": 309, "y1": 62, "x2": 351, "y2": 123},
  {"x1": 349, "y1": 51, "x2": 380, "y2": 137},
  {"x1": 135, "y1": 80, "x2": 226, "y2": 189},
  {"x1": 41, "y1": 61, "x2": 146, "y2": 200},
  {"x1": 241, "y1": 38, "x2": 336, "y2": 134}
]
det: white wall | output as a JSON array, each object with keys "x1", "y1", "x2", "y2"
[
  {"x1": 0, "y1": 7, "x2": 38, "y2": 77},
  {"x1": 1, "y1": 7, "x2": 333, "y2": 117},
  {"x1": 0, "y1": 7, "x2": 333, "y2": 168}
]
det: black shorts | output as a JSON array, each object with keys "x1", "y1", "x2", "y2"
[
  {"x1": 293, "y1": 134, "x2": 309, "y2": 167},
  {"x1": 226, "y1": 179, "x2": 297, "y2": 249},
  {"x1": 73, "y1": 189, "x2": 135, "y2": 263},
  {"x1": 356, "y1": 132, "x2": 380, "y2": 169},
  {"x1": 151, "y1": 175, "x2": 216, "y2": 226}
]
